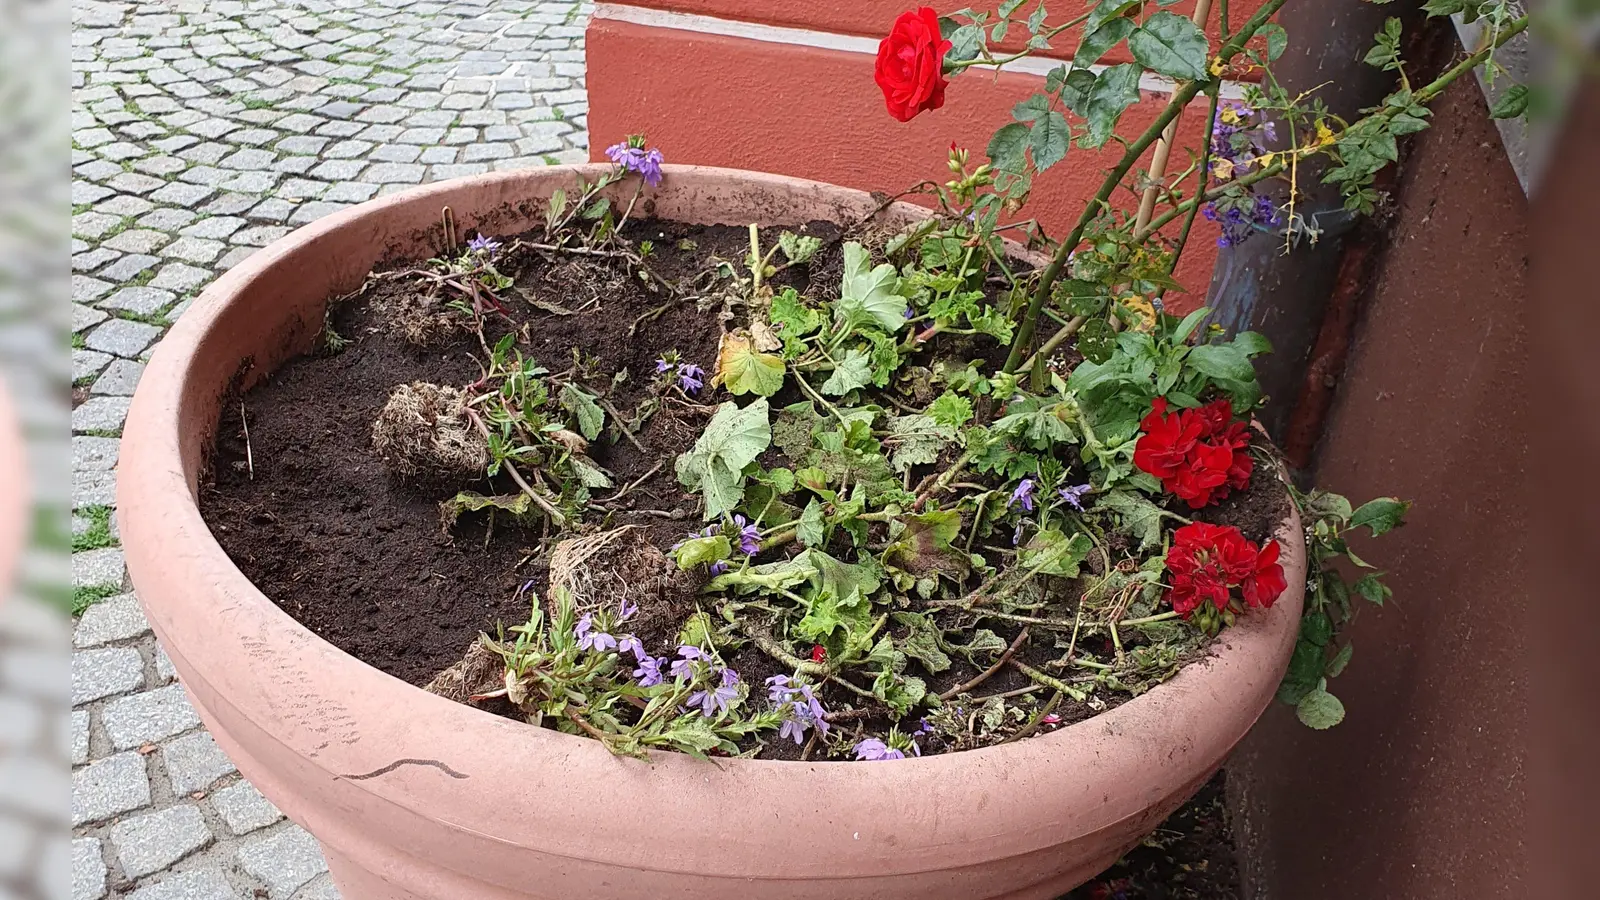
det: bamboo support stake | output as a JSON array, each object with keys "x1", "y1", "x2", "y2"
[{"x1": 1132, "y1": 0, "x2": 1214, "y2": 235}]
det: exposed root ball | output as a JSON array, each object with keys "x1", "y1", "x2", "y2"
[
  {"x1": 371, "y1": 382, "x2": 488, "y2": 484},
  {"x1": 549, "y1": 525, "x2": 697, "y2": 634},
  {"x1": 374, "y1": 290, "x2": 465, "y2": 346},
  {"x1": 424, "y1": 638, "x2": 503, "y2": 703}
]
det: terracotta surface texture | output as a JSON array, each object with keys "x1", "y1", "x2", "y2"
[
  {"x1": 583, "y1": 16, "x2": 1227, "y2": 309},
  {"x1": 120, "y1": 165, "x2": 1305, "y2": 900}
]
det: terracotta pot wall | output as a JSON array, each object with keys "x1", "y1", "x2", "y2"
[
  {"x1": 1225, "y1": 77, "x2": 1528, "y2": 899},
  {"x1": 582, "y1": 2, "x2": 1275, "y2": 310}
]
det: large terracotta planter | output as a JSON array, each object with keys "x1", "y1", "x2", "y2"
[{"x1": 120, "y1": 166, "x2": 1305, "y2": 900}]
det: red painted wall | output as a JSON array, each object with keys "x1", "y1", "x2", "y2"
[
  {"x1": 624, "y1": 0, "x2": 1271, "y2": 70},
  {"x1": 586, "y1": 16, "x2": 1225, "y2": 307}
]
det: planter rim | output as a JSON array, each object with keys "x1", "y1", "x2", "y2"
[{"x1": 118, "y1": 164, "x2": 1305, "y2": 886}]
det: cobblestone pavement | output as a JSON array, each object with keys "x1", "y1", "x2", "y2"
[{"x1": 67, "y1": 1, "x2": 591, "y2": 897}]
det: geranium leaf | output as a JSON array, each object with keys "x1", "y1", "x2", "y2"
[
  {"x1": 797, "y1": 498, "x2": 826, "y2": 548},
  {"x1": 1018, "y1": 528, "x2": 1092, "y2": 577},
  {"x1": 1095, "y1": 489, "x2": 1165, "y2": 551},
  {"x1": 716, "y1": 332, "x2": 786, "y2": 397},
  {"x1": 927, "y1": 391, "x2": 974, "y2": 428},
  {"x1": 821, "y1": 348, "x2": 874, "y2": 396},
  {"x1": 1128, "y1": 11, "x2": 1209, "y2": 81},
  {"x1": 672, "y1": 534, "x2": 732, "y2": 570},
  {"x1": 886, "y1": 414, "x2": 957, "y2": 473},
  {"x1": 676, "y1": 399, "x2": 771, "y2": 519},
  {"x1": 835, "y1": 242, "x2": 907, "y2": 332},
  {"x1": 1295, "y1": 688, "x2": 1346, "y2": 729}
]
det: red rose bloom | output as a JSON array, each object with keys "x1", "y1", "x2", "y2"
[
  {"x1": 1134, "y1": 397, "x2": 1254, "y2": 507},
  {"x1": 1240, "y1": 539, "x2": 1287, "y2": 609},
  {"x1": 875, "y1": 8, "x2": 952, "y2": 123}
]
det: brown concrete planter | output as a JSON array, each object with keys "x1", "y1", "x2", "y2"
[{"x1": 119, "y1": 165, "x2": 1305, "y2": 900}]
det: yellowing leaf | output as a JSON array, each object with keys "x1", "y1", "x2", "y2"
[{"x1": 716, "y1": 332, "x2": 785, "y2": 397}]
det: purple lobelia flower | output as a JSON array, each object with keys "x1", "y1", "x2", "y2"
[
  {"x1": 466, "y1": 234, "x2": 501, "y2": 254},
  {"x1": 618, "y1": 598, "x2": 639, "y2": 622},
  {"x1": 1058, "y1": 483, "x2": 1091, "y2": 511},
  {"x1": 1009, "y1": 477, "x2": 1036, "y2": 512},
  {"x1": 687, "y1": 667, "x2": 741, "y2": 718},
  {"x1": 605, "y1": 140, "x2": 665, "y2": 187},
  {"x1": 676, "y1": 363, "x2": 705, "y2": 395},
  {"x1": 669, "y1": 644, "x2": 708, "y2": 680},
  {"x1": 654, "y1": 356, "x2": 675, "y2": 374},
  {"x1": 617, "y1": 634, "x2": 646, "y2": 660},
  {"x1": 574, "y1": 613, "x2": 617, "y2": 653},
  {"x1": 853, "y1": 738, "x2": 906, "y2": 761},
  {"x1": 731, "y1": 514, "x2": 761, "y2": 555},
  {"x1": 766, "y1": 675, "x2": 794, "y2": 703},
  {"x1": 633, "y1": 655, "x2": 666, "y2": 688}
]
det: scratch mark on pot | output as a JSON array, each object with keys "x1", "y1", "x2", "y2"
[{"x1": 340, "y1": 758, "x2": 470, "y2": 781}]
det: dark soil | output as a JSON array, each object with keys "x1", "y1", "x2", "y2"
[
  {"x1": 199, "y1": 215, "x2": 1289, "y2": 754},
  {"x1": 1060, "y1": 771, "x2": 1241, "y2": 899}
]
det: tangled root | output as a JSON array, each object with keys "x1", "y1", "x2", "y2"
[
  {"x1": 424, "y1": 638, "x2": 504, "y2": 703},
  {"x1": 549, "y1": 525, "x2": 696, "y2": 633},
  {"x1": 371, "y1": 382, "x2": 488, "y2": 484},
  {"x1": 374, "y1": 290, "x2": 465, "y2": 347}
]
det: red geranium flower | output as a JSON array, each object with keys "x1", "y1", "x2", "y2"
[
  {"x1": 810, "y1": 644, "x2": 827, "y2": 663},
  {"x1": 1134, "y1": 397, "x2": 1254, "y2": 507},
  {"x1": 875, "y1": 8, "x2": 952, "y2": 122},
  {"x1": 1240, "y1": 538, "x2": 1287, "y2": 609},
  {"x1": 1164, "y1": 522, "x2": 1278, "y2": 618}
]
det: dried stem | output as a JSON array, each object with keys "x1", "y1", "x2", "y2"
[{"x1": 939, "y1": 627, "x2": 1030, "y2": 701}]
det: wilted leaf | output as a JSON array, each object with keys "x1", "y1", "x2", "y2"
[
  {"x1": 676, "y1": 399, "x2": 771, "y2": 519},
  {"x1": 1349, "y1": 497, "x2": 1410, "y2": 536},
  {"x1": 835, "y1": 242, "x2": 907, "y2": 332},
  {"x1": 716, "y1": 332, "x2": 786, "y2": 397},
  {"x1": 1019, "y1": 528, "x2": 1092, "y2": 577},
  {"x1": 885, "y1": 414, "x2": 957, "y2": 473},
  {"x1": 1296, "y1": 688, "x2": 1346, "y2": 729},
  {"x1": 821, "y1": 348, "x2": 873, "y2": 396},
  {"x1": 559, "y1": 383, "x2": 605, "y2": 440},
  {"x1": 1095, "y1": 490, "x2": 1166, "y2": 551}
]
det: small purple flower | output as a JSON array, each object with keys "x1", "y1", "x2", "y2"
[
  {"x1": 1009, "y1": 477, "x2": 1036, "y2": 512},
  {"x1": 779, "y1": 715, "x2": 810, "y2": 745},
  {"x1": 731, "y1": 514, "x2": 761, "y2": 556},
  {"x1": 766, "y1": 675, "x2": 794, "y2": 703},
  {"x1": 1058, "y1": 483, "x2": 1091, "y2": 511},
  {"x1": 618, "y1": 598, "x2": 639, "y2": 622},
  {"x1": 687, "y1": 667, "x2": 740, "y2": 718},
  {"x1": 669, "y1": 644, "x2": 708, "y2": 680},
  {"x1": 617, "y1": 634, "x2": 646, "y2": 660},
  {"x1": 575, "y1": 613, "x2": 617, "y2": 653},
  {"x1": 915, "y1": 718, "x2": 935, "y2": 735},
  {"x1": 708, "y1": 560, "x2": 729, "y2": 575},
  {"x1": 633, "y1": 655, "x2": 666, "y2": 687},
  {"x1": 654, "y1": 357, "x2": 675, "y2": 374},
  {"x1": 466, "y1": 234, "x2": 501, "y2": 254},
  {"x1": 605, "y1": 140, "x2": 664, "y2": 187},
  {"x1": 677, "y1": 363, "x2": 704, "y2": 395},
  {"x1": 853, "y1": 739, "x2": 906, "y2": 761}
]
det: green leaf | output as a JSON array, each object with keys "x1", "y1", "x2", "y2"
[
  {"x1": 439, "y1": 491, "x2": 536, "y2": 528},
  {"x1": 1012, "y1": 93, "x2": 1052, "y2": 123},
  {"x1": 1081, "y1": 64, "x2": 1142, "y2": 149},
  {"x1": 836, "y1": 242, "x2": 907, "y2": 332},
  {"x1": 1128, "y1": 12, "x2": 1209, "y2": 81},
  {"x1": 569, "y1": 456, "x2": 612, "y2": 489},
  {"x1": 1489, "y1": 83, "x2": 1530, "y2": 119},
  {"x1": 998, "y1": 0, "x2": 1027, "y2": 17},
  {"x1": 1324, "y1": 642, "x2": 1354, "y2": 678},
  {"x1": 718, "y1": 335, "x2": 786, "y2": 397},
  {"x1": 987, "y1": 121, "x2": 1030, "y2": 174},
  {"x1": 1028, "y1": 110, "x2": 1070, "y2": 171},
  {"x1": 797, "y1": 498, "x2": 826, "y2": 548},
  {"x1": 1295, "y1": 688, "x2": 1346, "y2": 729},
  {"x1": 1301, "y1": 611, "x2": 1333, "y2": 647},
  {"x1": 1172, "y1": 307, "x2": 1210, "y2": 343},
  {"x1": 927, "y1": 391, "x2": 974, "y2": 428},
  {"x1": 771, "y1": 288, "x2": 822, "y2": 340},
  {"x1": 1027, "y1": 2, "x2": 1047, "y2": 35},
  {"x1": 1018, "y1": 528, "x2": 1092, "y2": 577},
  {"x1": 1353, "y1": 572, "x2": 1391, "y2": 606},
  {"x1": 1077, "y1": 316, "x2": 1117, "y2": 363},
  {"x1": 1186, "y1": 342, "x2": 1256, "y2": 382},
  {"x1": 1074, "y1": 17, "x2": 1134, "y2": 69},
  {"x1": 821, "y1": 348, "x2": 873, "y2": 396},
  {"x1": 1258, "y1": 22, "x2": 1288, "y2": 61},
  {"x1": 777, "y1": 231, "x2": 822, "y2": 264},
  {"x1": 1095, "y1": 490, "x2": 1165, "y2": 551},
  {"x1": 794, "y1": 587, "x2": 873, "y2": 646},
  {"x1": 1349, "y1": 497, "x2": 1409, "y2": 536},
  {"x1": 894, "y1": 611, "x2": 953, "y2": 674},
  {"x1": 886, "y1": 414, "x2": 957, "y2": 473},
  {"x1": 672, "y1": 534, "x2": 732, "y2": 570},
  {"x1": 676, "y1": 399, "x2": 772, "y2": 519},
  {"x1": 1231, "y1": 330, "x2": 1273, "y2": 356},
  {"x1": 1057, "y1": 68, "x2": 1099, "y2": 118},
  {"x1": 944, "y1": 22, "x2": 984, "y2": 66},
  {"x1": 1083, "y1": 0, "x2": 1138, "y2": 35},
  {"x1": 559, "y1": 383, "x2": 605, "y2": 440}
]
